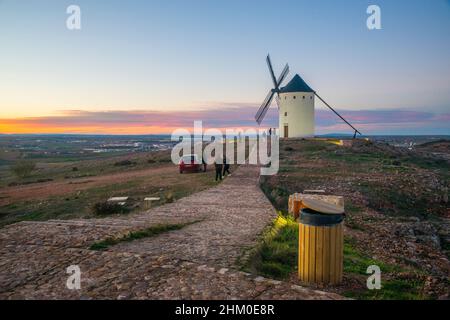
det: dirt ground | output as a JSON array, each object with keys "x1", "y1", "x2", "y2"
[{"x1": 0, "y1": 164, "x2": 174, "y2": 206}]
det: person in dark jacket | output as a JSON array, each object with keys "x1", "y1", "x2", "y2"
[
  {"x1": 214, "y1": 158, "x2": 223, "y2": 181},
  {"x1": 223, "y1": 158, "x2": 231, "y2": 177},
  {"x1": 202, "y1": 157, "x2": 207, "y2": 172}
]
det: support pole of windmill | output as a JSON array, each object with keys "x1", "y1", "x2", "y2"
[{"x1": 314, "y1": 92, "x2": 362, "y2": 139}]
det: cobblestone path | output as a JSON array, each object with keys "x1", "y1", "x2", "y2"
[{"x1": 0, "y1": 166, "x2": 343, "y2": 299}]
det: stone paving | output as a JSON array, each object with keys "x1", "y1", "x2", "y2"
[{"x1": 0, "y1": 166, "x2": 343, "y2": 300}]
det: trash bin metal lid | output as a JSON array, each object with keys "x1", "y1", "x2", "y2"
[
  {"x1": 300, "y1": 208, "x2": 344, "y2": 226},
  {"x1": 301, "y1": 198, "x2": 344, "y2": 215}
]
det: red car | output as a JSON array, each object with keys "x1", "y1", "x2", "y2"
[{"x1": 179, "y1": 154, "x2": 206, "y2": 173}]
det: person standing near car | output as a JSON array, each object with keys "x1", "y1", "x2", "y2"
[
  {"x1": 223, "y1": 158, "x2": 231, "y2": 177},
  {"x1": 214, "y1": 157, "x2": 223, "y2": 181},
  {"x1": 202, "y1": 156, "x2": 207, "y2": 172}
]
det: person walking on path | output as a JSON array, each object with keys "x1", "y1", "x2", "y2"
[
  {"x1": 202, "y1": 157, "x2": 207, "y2": 172},
  {"x1": 214, "y1": 158, "x2": 223, "y2": 181},
  {"x1": 223, "y1": 158, "x2": 231, "y2": 177}
]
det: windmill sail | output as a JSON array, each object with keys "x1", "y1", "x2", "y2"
[
  {"x1": 255, "y1": 55, "x2": 289, "y2": 124},
  {"x1": 255, "y1": 90, "x2": 275, "y2": 124},
  {"x1": 266, "y1": 55, "x2": 278, "y2": 87}
]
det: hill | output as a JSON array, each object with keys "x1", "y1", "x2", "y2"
[
  {"x1": 257, "y1": 139, "x2": 449, "y2": 299},
  {"x1": 417, "y1": 139, "x2": 450, "y2": 153}
]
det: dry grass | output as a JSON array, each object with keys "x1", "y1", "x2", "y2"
[{"x1": 0, "y1": 150, "x2": 218, "y2": 227}]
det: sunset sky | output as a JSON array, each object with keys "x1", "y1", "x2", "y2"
[{"x1": 0, "y1": 0, "x2": 449, "y2": 135}]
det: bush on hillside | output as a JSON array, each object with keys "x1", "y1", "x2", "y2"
[
  {"x1": 92, "y1": 201, "x2": 130, "y2": 215},
  {"x1": 11, "y1": 160, "x2": 36, "y2": 179},
  {"x1": 114, "y1": 160, "x2": 136, "y2": 167}
]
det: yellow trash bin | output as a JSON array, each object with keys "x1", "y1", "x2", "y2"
[{"x1": 298, "y1": 208, "x2": 344, "y2": 285}]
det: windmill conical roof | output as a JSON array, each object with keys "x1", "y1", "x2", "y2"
[{"x1": 280, "y1": 74, "x2": 314, "y2": 93}]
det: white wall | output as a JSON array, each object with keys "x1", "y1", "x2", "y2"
[{"x1": 278, "y1": 92, "x2": 315, "y2": 138}]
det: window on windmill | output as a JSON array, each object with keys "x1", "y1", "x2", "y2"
[
  {"x1": 310, "y1": 96, "x2": 313, "y2": 99},
  {"x1": 285, "y1": 112, "x2": 287, "y2": 116},
  {"x1": 293, "y1": 96, "x2": 296, "y2": 99},
  {"x1": 303, "y1": 96, "x2": 305, "y2": 99}
]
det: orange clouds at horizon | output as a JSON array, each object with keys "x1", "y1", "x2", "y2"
[
  {"x1": 1, "y1": 107, "x2": 449, "y2": 135},
  {"x1": 0, "y1": 114, "x2": 263, "y2": 135},
  {"x1": 0, "y1": 107, "x2": 268, "y2": 135},
  {"x1": 0, "y1": 124, "x2": 262, "y2": 135},
  {"x1": 0, "y1": 122, "x2": 180, "y2": 135}
]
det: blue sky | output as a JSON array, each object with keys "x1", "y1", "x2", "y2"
[{"x1": 0, "y1": 0, "x2": 449, "y2": 134}]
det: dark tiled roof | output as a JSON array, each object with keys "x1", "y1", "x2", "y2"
[{"x1": 280, "y1": 74, "x2": 314, "y2": 93}]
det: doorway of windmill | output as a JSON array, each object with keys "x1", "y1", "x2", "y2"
[{"x1": 284, "y1": 125, "x2": 289, "y2": 138}]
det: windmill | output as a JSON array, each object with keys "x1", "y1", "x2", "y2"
[{"x1": 255, "y1": 54, "x2": 362, "y2": 139}]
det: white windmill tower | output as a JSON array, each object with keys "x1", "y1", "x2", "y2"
[
  {"x1": 278, "y1": 74, "x2": 315, "y2": 138},
  {"x1": 255, "y1": 55, "x2": 361, "y2": 139}
]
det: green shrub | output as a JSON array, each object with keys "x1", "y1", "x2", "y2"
[
  {"x1": 114, "y1": 160, "x2": 136, "y2": 166},
  {"x1": 246, "y1": 215, "x2": 298, "y2": 279},
  {"x1": 164, "y1": 191, "x2": 174, "y2": 203},
  {"x1": 92, "y1": 201, "x2": 130, "y2": 215},
  {"x1": 11, "y1": 160, "x2": 36, "y2": 179},
  {"x1": 90, "y1": 222, "x2": 198, "y2": 250}
]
